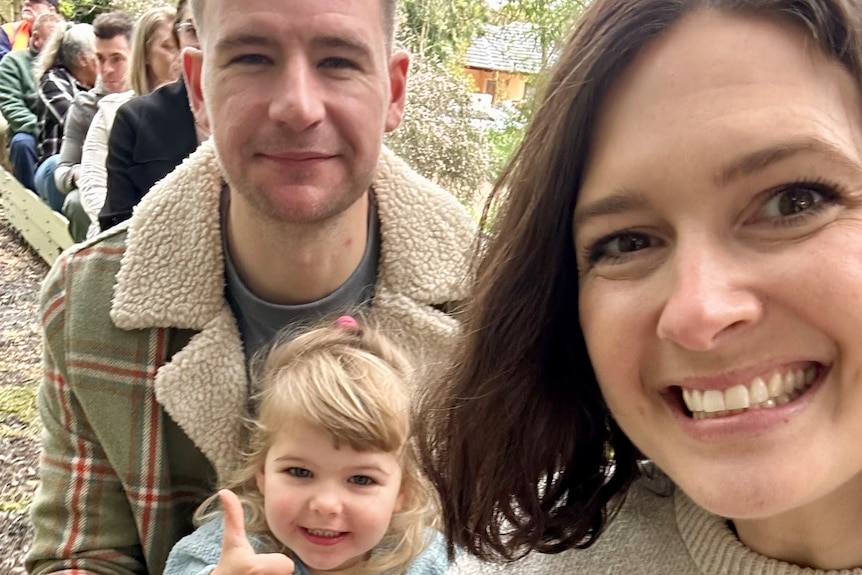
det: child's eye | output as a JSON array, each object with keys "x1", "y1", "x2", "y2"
[
  {"x1": 286, "y1": 467, "x2": 312, "y2": 478},
  {"x1": 349, "y1": 475, "x2": 375, "y2": 486}
]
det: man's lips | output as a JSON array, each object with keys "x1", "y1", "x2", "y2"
[{"x1": 261, "y1": 151, "x2": 333, "y2": 162}]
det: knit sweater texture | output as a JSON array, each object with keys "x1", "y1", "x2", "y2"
[{"x1": 449, "y1": 474, "x2": 862, "y2": 575}]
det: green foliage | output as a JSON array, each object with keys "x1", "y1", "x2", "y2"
[
  {"x1": 485, "y1": 102, "x2": 529, "y2": 176},
  {"x1": 113, "y1": 0, "x2": 173, "y2": 18},
  {"x1": 386, "y1": 54, "x2": 492, "y2": 207},
  {"x1": 497, "y1": 0, "x2": 587, "y2": 67},
  {"x1": 60, "y1": 0, "x2": 115, "y2": 23},
  {"x1": 399, "y1": 0, "x2": 489, "y2": 60},
  {"x1": 57, "y1": 0, "x2": 171, "y2": 22}
]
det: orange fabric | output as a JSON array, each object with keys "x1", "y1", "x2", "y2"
[{"x1": 2, "y1": 19, "x2": 32, "y2": 52}]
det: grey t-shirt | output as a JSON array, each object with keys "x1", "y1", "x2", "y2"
[{"x1": 222, "y1": 191, "x2": 380, "y2": 361}]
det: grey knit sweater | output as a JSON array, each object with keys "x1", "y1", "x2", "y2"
[{"x1": 449, "y1": 475, "x2": 862, "y2": 575}]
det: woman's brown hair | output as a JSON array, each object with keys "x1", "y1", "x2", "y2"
[{"x1": 416, "y1": 0, "x2": 862, "y2": 562}]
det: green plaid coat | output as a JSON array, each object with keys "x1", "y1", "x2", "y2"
[{"x1": 26, "y1": 140, "x2": 477, "y2": 575}]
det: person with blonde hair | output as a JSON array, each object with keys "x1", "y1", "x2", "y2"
[
  {"x1": 129, "y1": 6, "x2": 178, "y2": 96},
  {"x1": 77, "y1": 6, "x2": 180, "y2": 239},
  {"x1": 97, "y1": 0, "x2": 199, "y2": 232},
  {"x1": 164, "y1": 316, "x2": 447, "y2": 575}
]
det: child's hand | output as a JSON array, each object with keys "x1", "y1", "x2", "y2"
[{"x1": 212, "y1": 489, "x2": 296, "y2": 575}]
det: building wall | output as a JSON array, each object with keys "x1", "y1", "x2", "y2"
[{"x1": 465, "y1": 68, "x2": 529, "y2": 105}]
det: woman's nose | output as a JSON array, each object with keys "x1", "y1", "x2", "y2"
[{"x1": 656, "y1": 240, "x2": 763, "y2": 351}]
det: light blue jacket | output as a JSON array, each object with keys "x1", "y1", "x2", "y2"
[{"x1": 163, "y1": 513, "x2": 450, "y2": 575}]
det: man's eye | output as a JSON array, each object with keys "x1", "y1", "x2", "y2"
[
  {"x1": 349, "y1": 475, "x2": 375, "y2": 486},
  {"x1": 287, "y1": 467, "x2": 311, "y2": 478},
  {"x1": 231, "y1": 54, "x2": 271, "y2": 66},
  {"x1": 320, "y1": 57, "x2": 357, "y2": 70}
]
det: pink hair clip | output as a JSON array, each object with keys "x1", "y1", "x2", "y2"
[{"x1": 335, "y1": 315, "x2": 359, "y2": 329}]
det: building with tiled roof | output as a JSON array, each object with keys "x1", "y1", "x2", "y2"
[{"x1": 464, "y1": 22, "x2": 544, "y2": 104}]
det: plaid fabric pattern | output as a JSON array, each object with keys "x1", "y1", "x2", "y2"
[
  {"x1": 25, "y1": 139, "x2": 476, "y2": 575},
  {"x1": 37, "y1": 66, "x2": 82, "y2": 162},
  {"x1": 27, "y1": 235, "x2": 216, "y2": 575}
]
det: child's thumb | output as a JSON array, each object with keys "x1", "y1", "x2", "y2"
[{"x1": 219, "y1": 489, "x2": 253, "y2": 553}]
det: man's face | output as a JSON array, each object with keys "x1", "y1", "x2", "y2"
[
  {"x1": 22, "y1": 0, "x2": 55, "y2": 22},
  {"x1": 30, "y1": 18, "x2": 58, "y2": 53},
  {"x1": 185, "y1": 0, "x2": 409, "y2": 226},
  {"x1": 96, "y1": 35, "x2": 132, "y2": 93}
]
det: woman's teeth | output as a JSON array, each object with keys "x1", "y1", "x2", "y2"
[{"x1": 682, "y1": 366, "x2": 817, "y2": 420}]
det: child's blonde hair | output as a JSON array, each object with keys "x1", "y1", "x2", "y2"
[{"x1": 197, "y1": 316, "x2": 438, "y2": 574}]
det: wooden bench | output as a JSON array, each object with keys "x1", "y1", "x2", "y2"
[
  {"x1": 0, "y1": 111, "x2": 12, "y2": 173},
  {"x1": 0, "y1": 165, "x2": 73, "y2": 265}
]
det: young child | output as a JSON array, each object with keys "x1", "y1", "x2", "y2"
[{"x1": 164, "y1": 316, "x2": 447, "y2": 575}]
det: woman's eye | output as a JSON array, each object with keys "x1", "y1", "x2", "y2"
[
  {"x1": 286, "y1": 467, "x2": 311, "y2": 478},
  {"x1": 588, "y1": 232, "x2": 655, "y2": 263},
  {"x1": 349, "y1": 475, "x2": 375, "y2": 486},
  {"x1": 756, "y1": 184, "x2": 833, "y2": 222}
]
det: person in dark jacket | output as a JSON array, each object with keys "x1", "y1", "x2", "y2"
[{"x1": 98, "y1": 0, "x2": 201, "y2": 231}]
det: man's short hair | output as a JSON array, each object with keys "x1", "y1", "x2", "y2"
[
  {"x1": 189, "y1": 0, "x2": 397, "y2": 48},
  {"x1": 93, "y1": 10, "x2": 134, "y2": 42},
  {"x1": 33, "y1": 12, "x2": 64, "y2": 36}
]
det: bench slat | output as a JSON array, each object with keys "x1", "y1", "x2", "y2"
[{"x1": 0, "y1": 167, "x2": 73, "y2": 265}]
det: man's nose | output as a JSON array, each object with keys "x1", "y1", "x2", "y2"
[{"x1": 269, "y1": 59, "x2": 326, "y2": 132}]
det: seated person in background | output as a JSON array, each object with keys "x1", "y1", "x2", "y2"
[
  {"x1": 164, "y1": 317, "x2": 448, "y2": 575},
  {"x1": 0, "y1": 12, "x2": 62, "y2": 191},
  {"x1": 78, "y1": 6, "x2": 179, "y2": 240},
  {"x1": 33, "y1": 22, "x2": 97, "y2": 212},
  {"x1": 99, "y1": 0, "x2": 200, "y2": 232},
  {"x1": 54, "y1": 11, "x2": 134, "y2": 242},
  {"x1": 0, "y1": 0, "x2": 58, "y2": 61}
]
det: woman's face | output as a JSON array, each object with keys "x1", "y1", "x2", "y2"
[
  {"x1": 575, "y1": 9, "x2": 862, "y2": 533},
  {"x1": 75, "y1": 50, "x2": 99, "y2": 89},
  {"x1": 146, "y1": 22, "x2": 180, "y2": 91}
]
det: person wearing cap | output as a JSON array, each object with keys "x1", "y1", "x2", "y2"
[{"x1": 0, "y1": 0, "x2": 59, "y2": 61}]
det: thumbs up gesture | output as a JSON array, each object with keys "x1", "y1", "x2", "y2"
[{"x1": 212, "y1": 489, "x2": 296, "y2": 575}]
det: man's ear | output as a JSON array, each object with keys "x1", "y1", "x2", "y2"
[
  {"x1": 182, "y1": 46, "x2": 207, "y2": 128},
  {"x1": 384, "y1": 50, "x2": 410, "y2": 133}
]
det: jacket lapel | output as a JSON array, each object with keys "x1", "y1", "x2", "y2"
[
  {"x1": 109, "y1": 141, "x2": 478, "y2": 479},
  {"x1": 111, "y1": 140, "x2": 247, "y2": 479}
]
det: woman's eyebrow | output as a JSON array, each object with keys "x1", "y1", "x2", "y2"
[
  {"x1": 715, "y1": 137, "x2": 862, "y2": 187},
  {"x1": 574, "y1": 191, "x2": 648, "y2": 226}
]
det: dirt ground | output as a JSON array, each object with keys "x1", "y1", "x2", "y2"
[{"x1": 0, "y1": 204, "x2": 48, "y2": 574}]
